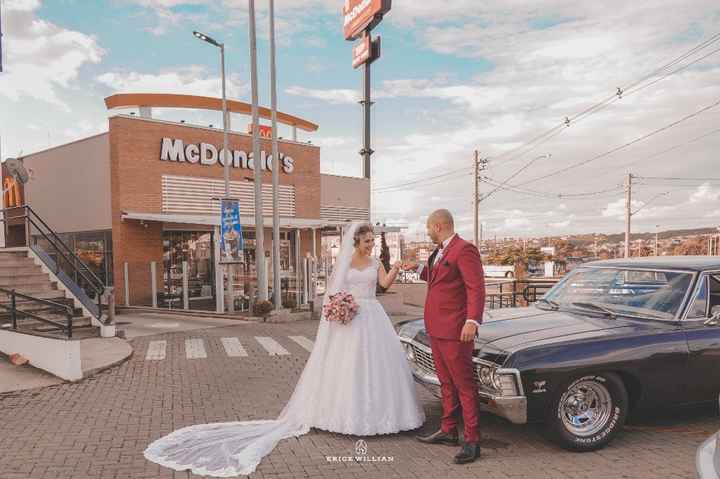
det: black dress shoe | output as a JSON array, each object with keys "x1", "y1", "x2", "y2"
[
  {"x1": 416, "y1": 429, "x2": 459, "y2": 445},
  {"x1": 454, "y1": 442, "x2": 481, "y2": 464}
]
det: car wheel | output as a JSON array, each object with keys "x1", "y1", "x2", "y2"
[{"x1": 546, "y1": 372, "x2": 628, "y2": 452}]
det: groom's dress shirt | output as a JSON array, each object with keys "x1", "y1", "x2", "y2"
[{"x1": 418, "y1": 234, "x2": 480, "y2": 328}]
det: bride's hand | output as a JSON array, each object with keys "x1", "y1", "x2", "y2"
[{"x1": 392, "y1": 261, "x2": 403, "y2": 271}]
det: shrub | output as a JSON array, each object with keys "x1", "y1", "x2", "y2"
[{"x1": 253, "y1": 300, "x2": 274, "y2": 318}]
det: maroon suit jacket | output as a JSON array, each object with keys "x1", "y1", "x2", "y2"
[{"x1": 420, "y1": 235, "x2": 486, "y2": 340}]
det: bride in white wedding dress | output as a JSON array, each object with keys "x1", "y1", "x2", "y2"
[{"x1": 144, "y1": 222, "x2": 426, "y2": 477}]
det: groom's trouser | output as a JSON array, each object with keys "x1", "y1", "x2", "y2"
[{"x1": 430, "y1": 336, "x2": 480, "y2": 443}]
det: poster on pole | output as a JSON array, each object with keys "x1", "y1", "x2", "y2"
[{"x1": 219, "y1": 198, "x2": 244, "y2": 264}]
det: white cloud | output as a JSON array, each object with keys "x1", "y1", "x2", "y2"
[
  {"x1": 0, "y1": 1, "x2": 105, "y2": 108},
  {"x1": 315, "y1": 136, "x2": 350, "y2": 148},
  {"x1": 690, "y1": 183, "x2": 720, "y2": 204},
  {"x1": 285, "y1": 86, "x2": 358, "y2": 105},
  {"x1": 96, "y1": 68, "x2": 247, "y2": 98}
]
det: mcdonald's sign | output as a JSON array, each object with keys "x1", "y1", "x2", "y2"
[{"x1": 2, "y1": 175, "x2": 22, "y2": 208}]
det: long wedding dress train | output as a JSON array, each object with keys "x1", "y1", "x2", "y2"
[{"x1": 144, "y1": 257, "x2": 425, "y2": 477}]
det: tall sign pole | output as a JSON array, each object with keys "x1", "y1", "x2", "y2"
[
  {"x1": 269, "y1": 0, "x2": 282, "y2": 310},
  {"x1": 248, "y1": 0, "x2": 268, "y2": 301},
  {"x1": 344, "y1": 0, "x2": 391, "y2": 221},
  {"x1": 360, "y1": 30, "x2": 373, "y2": 180}
]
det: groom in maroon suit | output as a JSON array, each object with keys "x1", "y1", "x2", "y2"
[{"x1": 406, "y1": 209, "x2": 486, "y2": 464}]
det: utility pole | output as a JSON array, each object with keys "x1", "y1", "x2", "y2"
[
  {"x1": 474, "y1": 151, "x2": 479, "y2": 247},
  {"x1": 248, "y1": 0, "x2": 268, "y2": 301},
  {"x1": 473, "y1": 151, "x2": 488, "y2": 247},
  {"x1": 624, "y1": 173, "x2": 633, "y2": 258},
  {"x1": 268, "y1": 0, "x2": 281, "y2": 310},
  {"x1": 655, "y1": 225, "x2": 660, "y2": 256}
]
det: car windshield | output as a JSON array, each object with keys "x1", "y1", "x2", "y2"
[{"x1": 542, "y1": 267, "x2": 694, "y2": 319}]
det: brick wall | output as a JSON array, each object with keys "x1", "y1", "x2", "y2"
[{"x1": 109, "y1": 115, "x2": 321, "y2": 305}]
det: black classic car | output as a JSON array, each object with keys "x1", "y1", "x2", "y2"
[{"x1": 397, "y1": 257, "x2": 720, "y2": 451}]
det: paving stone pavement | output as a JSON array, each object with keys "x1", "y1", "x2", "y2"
[{"x1": 0, "y1": 318, "x2": 718, "y2": 479}]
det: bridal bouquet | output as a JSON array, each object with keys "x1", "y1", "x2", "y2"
[{"x1": 322, "y1": 291, "x2": 359, "y2": 325}]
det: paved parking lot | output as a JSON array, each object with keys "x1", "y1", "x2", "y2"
[{"x1": 0, "y1": 318, "x2": 717, "y2": 479}]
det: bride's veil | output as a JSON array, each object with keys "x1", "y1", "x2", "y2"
[{"x1": 323, "y1": 221, "x2": 363, "y2": 308}]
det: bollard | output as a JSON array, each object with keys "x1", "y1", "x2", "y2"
[
  {"x1": 123, "y1": 262, "x2": 130, "y2": 307},
  {"x1": 182, "y1": 261, "x2": 189, "y2": 310},
  {"x1": 150, "y1": 261, "x2": 158, "y2": 308}
]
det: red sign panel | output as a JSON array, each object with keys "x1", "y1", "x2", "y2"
[
  {"x1": 352, "y1": 35, "x2": 372, "y2": 69},
  {"x1": 343, "y1": 0, "x2": 391, "y2": 41},
  {"x1": 247, "y1": 124, "x2": 273, "y2": 139}
]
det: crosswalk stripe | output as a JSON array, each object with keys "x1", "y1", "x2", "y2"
[
  {"x1": 255, "y1": 336, "x2": 290, "y2": 356},
  {"x1": 185, "y1": 338, "x2": 207, "y2": 359},
  {"x1": 221, "y1": 337, "x2": 248, "y2": 357},
  {"x1": 288, "y1": 335, "x2": 314, "y2": 352},
  {"x1": 145, "y1": 340, "x2": 167, "y2": 360}
]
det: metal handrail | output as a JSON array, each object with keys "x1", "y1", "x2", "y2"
[
  {"x1": 1, "y1": 205, "x2": 105, "y2": 320},
  {"x1": 0, "y1": 287, "x2": 73, "y2": 338}
]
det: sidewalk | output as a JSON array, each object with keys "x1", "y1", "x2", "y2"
[{"x1": 0, "y1": 336, "x2": 132, "y2": 394}]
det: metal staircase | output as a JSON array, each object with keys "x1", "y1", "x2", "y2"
[{"x1": 0, "y1": 205, "x2": 111, "y2": 339}]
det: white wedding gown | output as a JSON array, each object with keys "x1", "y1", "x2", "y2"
[{"x1": 144, "y1": 257, "x2": 425, "y2": 477}]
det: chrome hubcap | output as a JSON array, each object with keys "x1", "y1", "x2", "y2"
[{"x1": 559, "y1": 380, "x2": 612, "y2": 437}]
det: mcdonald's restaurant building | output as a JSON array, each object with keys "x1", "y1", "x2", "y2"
[{"x1": 1, "y1": 94, "x2": 370, "y2": 312}]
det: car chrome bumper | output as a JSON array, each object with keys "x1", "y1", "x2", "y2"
[
  {"x1": 400, "y1": 337, "x2": 528, "y2": 425},
  {"x1": 696, "y1": 432, "x2": 719, "y2": 479}
]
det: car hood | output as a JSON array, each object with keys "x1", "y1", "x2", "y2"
[{"x1": 398, "y1": 306, "x2": 663, "y2": 365}]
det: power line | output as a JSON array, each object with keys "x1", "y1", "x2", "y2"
[
  {"x1": 512, "y1": 97, "x2": 720, "y2": 187},
  {"x1": 635, "y1": 175, "x2": 720, "y2": 181},
  {"x1": 372, "y1": 32, "x2": 720, "y2": 196},
  {"x1": 482, "y1": 32, "x2": 720, "y2": 178},
  {"x1": 373, "y1": 168, "x2": 472, "y2": 194},
  {"x1": 480, "y1": 176, "x2": 624, "y2": 199}
]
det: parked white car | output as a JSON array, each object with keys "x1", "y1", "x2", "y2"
[{"x1": 483, "y1": 265, "x2": 515, "y2": 278}]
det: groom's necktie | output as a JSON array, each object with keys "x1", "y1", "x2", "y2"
[{"x1": 430, "y1": 245, "x2": 443, "y2": 269}]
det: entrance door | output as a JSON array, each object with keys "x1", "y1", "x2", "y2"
[{"x1": 162, "y1": 231, "x2": 215, "y2": 310}]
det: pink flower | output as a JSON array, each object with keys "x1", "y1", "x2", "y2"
[{"x1": 322, "y1": 292, "x2": 359, "y2": 325}]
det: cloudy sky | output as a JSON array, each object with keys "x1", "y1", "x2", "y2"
[{"x1": 1, "y1": 0, "x2": 720, "y2": 241}]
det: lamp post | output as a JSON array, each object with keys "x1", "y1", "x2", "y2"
[
  {"x1": 268, "y1": 0, "x2": 281, "y2": 310},
  {"x1": 193, "y1": 30, "x2": 234, "y2": 312}
]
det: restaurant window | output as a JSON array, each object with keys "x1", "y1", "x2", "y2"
[{"x1": 162, "y1": 231, "x2": 215, "y2": 310}]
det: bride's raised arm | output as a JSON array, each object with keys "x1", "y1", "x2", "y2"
[{"x1": 378, "y1": 259, "x2": 402, "y2": 290}]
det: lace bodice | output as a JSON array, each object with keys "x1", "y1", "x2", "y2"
[{"x1": 346, "y1": 258, "x2": 379, "y2": 299}]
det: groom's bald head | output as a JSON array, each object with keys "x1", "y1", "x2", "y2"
[{"x1": 426, "y1": 209, "x2": 455, "y2": 244}]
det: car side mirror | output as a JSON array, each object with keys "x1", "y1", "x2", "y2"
[{"x1": 704, "y1": 306, "x2": 720, "y2": 326}]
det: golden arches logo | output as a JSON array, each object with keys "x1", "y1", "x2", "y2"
[{"x1": 3, "y1": 177, "x2": 21, "y2": 207}]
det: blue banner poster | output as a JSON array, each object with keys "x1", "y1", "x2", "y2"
[{"x1": 220, "y1": 199, "x2": 244, "y2": 264}]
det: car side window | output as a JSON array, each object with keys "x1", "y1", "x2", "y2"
[
  {"x1": 708, "y1": 274, "x2": 720, "y2": 314},
  {"x1": 687, "y1": 276, "x2": 709, "y2": 319}
]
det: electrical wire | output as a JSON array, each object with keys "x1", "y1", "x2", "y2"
[
  {"x1": 511, "y1": 97, "x2": 720, "y2": 187},
  {"x1": 486, "y1": 32, "x2": 720, "y2": 168}
]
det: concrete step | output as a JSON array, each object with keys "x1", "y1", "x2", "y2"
[
  {"x1": 0, "y1": 290, "x2": 65, "y2": 303},
  {"x1": 0, "y1": 259, "x2": 37, "y2": 268},
  {"x1": 0, "y1": 284, "x2": 57, "y2": 296},
  {"x1": 0, "y1": 277, "x2": 55, "y2": 288},
  {"x1": 0, "y1": 250, "x2": 30, "y2": 259},
  {"x1": 0, "y1": 265, "x2": 44, "y2": 276}
]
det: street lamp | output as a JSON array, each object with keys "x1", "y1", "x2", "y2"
[
  {"x1": 193, "y1": 30, "x2": 233, "y2": 312},
  {"x1": 193, "y1": 30, "x2": 229, "y2": 195}
]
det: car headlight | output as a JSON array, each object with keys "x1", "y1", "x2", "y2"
[
  {"x1": 479, "y1": 367, "x2": 493, "y2": 387},
  {"x1": 490, "y1": 369, "x2": 503, "y2": 390}
]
